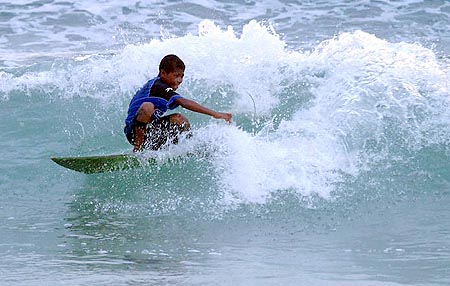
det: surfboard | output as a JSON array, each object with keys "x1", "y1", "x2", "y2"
[{"x1": 51, "y1": 153, "x2": 155, "y2": 174}]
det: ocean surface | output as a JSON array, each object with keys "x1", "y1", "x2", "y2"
[{"x1": 1, "y1": 0, "x2": 450, "y2": 285}]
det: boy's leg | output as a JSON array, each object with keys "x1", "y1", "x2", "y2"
[
  {"x1": 146, "y1": 113, "x2": 191, "y2": 150},
  {"x1": 167, "y1": 113, "x2": 191, "y2": 133},
  {"x1": 132, "y1": 121, "x2": 147, "y2": 152},
  {"x1": 133, "y1": 102, "x2": 156, "y2": 152},
  {"x1": 166, "y1": 113, "x2": 191, "y2": 144}
]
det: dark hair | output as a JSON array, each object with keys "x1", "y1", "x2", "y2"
[{"x1": 159, "y1": 54, "x2": 185, "y2": 73}]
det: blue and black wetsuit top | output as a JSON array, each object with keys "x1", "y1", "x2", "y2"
[{"x1": 124, "y1": 76, "x2": 183, "y2": 130}]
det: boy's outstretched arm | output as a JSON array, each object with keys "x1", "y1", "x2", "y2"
[{"x1": 175, "y1": 98, "x2": 232, "y2": 123}]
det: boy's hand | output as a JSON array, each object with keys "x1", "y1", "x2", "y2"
[{"x1": 214, "y1": 112, "x2": 232, "y2": 123}]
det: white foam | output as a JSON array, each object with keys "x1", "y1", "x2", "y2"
[
  {"x1": 165, "y1": 123, "x2": 352, "y2": 204},
  {"x1": 299, "y1": 31, "x2": 450, "y2": 153}
]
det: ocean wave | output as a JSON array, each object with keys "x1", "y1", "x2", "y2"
[{"x1": 3, "y1": 20, "x2": 449, "y2": 204}]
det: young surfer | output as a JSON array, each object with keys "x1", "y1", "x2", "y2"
[{"x1": 124, "y1": 54, "x2": 232, "y2": 152}]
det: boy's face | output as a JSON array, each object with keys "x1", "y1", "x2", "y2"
[{"x1": 160, "y1": 68, "x2": 184, "y2": 90}]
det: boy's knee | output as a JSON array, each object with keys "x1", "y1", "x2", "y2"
[
  {"x1": 136, "y1": 102, "x2": 155, "y2": 122},
  {"x1": 170, "y1": 113, "x2": 190, "y2": 130},
  {"x1": 170, "y1": 113, "x2": 187, "y2": 123}
]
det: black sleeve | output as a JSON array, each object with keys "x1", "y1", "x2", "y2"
[{"x1": 149, "y1": 79, "x2": 179, "y2": 100}]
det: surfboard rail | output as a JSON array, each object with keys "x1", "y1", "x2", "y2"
[{"x1": 51, "y1": 153, "x2": 154, "y2": 174}]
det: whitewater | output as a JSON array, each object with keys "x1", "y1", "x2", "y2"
[{"x1": 1, "y1": 1, "x2": 450, "y2": 285}]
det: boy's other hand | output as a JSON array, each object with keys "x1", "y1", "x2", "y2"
[{"x1": 215, "y1": 112, "x2": 232, "y2": 123}]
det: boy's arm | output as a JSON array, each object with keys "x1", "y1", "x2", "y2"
[{"x1": 175, "y1": 98, "x2": 232, "y2": 123}]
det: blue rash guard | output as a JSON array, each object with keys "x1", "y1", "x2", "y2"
[{"x1": 124, "y1": 76, "x2": 183, "y2": 137}]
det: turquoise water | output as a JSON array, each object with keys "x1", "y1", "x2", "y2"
[{"x1": 1, "y1": 1, "x2": 450, "y2": 285}]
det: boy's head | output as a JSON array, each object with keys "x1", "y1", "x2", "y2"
[
  {"x1": 159, "y1": 54, "x2": 185, "y2": 73},
  {"x1": 159, "y1": 54, "x2": 185, "y2": 90}
]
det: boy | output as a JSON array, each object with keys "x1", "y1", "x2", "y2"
[{"x1": 124, "y1": 54, "x2": 232, "y2": 152}]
